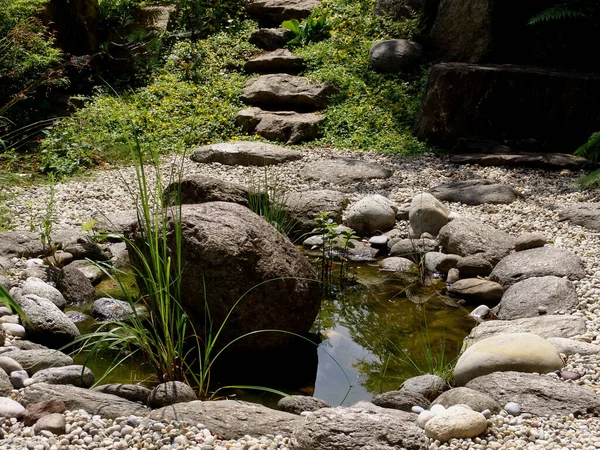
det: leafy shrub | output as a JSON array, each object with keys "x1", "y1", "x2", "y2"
[
  {"x1": 282, "y1": 7, "x2": 332, "y2": 47},
  {"x1": 294, "y1": 0, "x2": 427, "y2": 155},
  {"x1": 574, "y1": 132, "x2": 600, "y2": 189},
  {"x1": 40, "y1": 21, "x2": 258, "y2": 176}
]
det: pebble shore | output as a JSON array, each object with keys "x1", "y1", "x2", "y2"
[{"x1": 2, "y1": 147, "x2": 600, "y2": 449}]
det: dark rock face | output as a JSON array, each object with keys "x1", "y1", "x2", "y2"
[
  {"x1": 41, "y1": 0, "x2": 101, "y2": 55},
  {"x1": 369, "y1": 40, "x2": 423, "y2": 73},
  {"x1": 415, "y1": 63, "x2": 600, "y2": 151},
  {"x1": 292, "y1": 405, "x2": 428, "y2": 450},
  {"x1": 135, "y1": 202, "x2": 320, "y2": 353},
  {"x1": 236, "y1": 107, "x2": 323, "y2": 144},
  {"x1": 249, "y1": 28, "x2": 293, "y2": 50},
  {"x1": 163, "y1": 175, "x2": 249, "y2": 207},
  {"x1": 465, "y1": 372, "x2": 600, "y2": 417},
  {"x1": 558, "y1": 203, "x2": 600, "y2": 231},
  {"x1": 428, "y1": 179, "x2": 520, "y2": 205},
  {"x1": 150, "y1": 400, "x2": 302, "y2": 440},
  {"x1": 489, "y1": 247, "x2": 585, "y2": 288},
  {"x1": 57, "y1": 265, "x2": 96, "y2": 304}
]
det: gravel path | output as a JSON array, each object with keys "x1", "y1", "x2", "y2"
[{"x1": 2, "y1": 147, "x2": 600, "y2": 449}]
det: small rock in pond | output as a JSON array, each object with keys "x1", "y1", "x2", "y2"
[{"x1": 446, "y1": 268, "x2": 460, "y2": 284}]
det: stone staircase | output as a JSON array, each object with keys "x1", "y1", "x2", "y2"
[{"x1": 237, "y1": 0, "x2": 333, "y2": 144}]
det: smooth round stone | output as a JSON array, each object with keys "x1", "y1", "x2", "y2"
[
  {"x1": 369, "y1": 235, "x2": 389, "y2": 247},
  {"x1": 412, "y1": 405, "x2": 425, "y2": 414},
  {"x1": 504, "y1": 401, "x2": 521, "y2": 415},
  {"x1": 430, "y1": 404, "x2": 446, "y2": 415},
  {"x1": 424, "y1": 405, "x2": 488, "y2": 442},
  {"x1": 2, "y1": 323, "x2": 26, "y2": 338},
  {"x1": 0, "y1": 307, "x2": 12, "y2": 317},
  {"x1": 34, "y1": 413, "x2": 66, "y2": 435},
  {"x1": 481, "y1": 409, "x2": 492, "y2": 418},
  {"x1": 10, "y1": 370, "x2": 29, "y2": 389},
  {"x1": 0, "y1": 397, "x2": 25, "y2": 418},
  {"x1": 0, "y1": 356, "x2": 23, "y2": 373},
  {"x1": 416, "y1": 410, "x2": 436, "y2": 429}
]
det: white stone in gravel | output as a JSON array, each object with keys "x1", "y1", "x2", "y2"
[
  {"x1": 2, "y1": 322, "x2": 26, "y2": 338},
  {"x1": 504, "y1": 402, "x2": 521, "y2": 415},
  {"x1": 0, "y1": 397, "x2": 25, "y2": 418}
]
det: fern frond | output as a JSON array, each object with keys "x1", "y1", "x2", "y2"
[
  {"x1": 574, "y1": 132, "x2": 600, "y2": 161},
  {"x1": 528, "y1": 5, "x2": 586, "y2": 25},
  {"x1": 577, "y1": 168, "x2": 600, "y2": 189}
]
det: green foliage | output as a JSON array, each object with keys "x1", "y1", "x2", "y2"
[
  {"x1": 0, "y1": 0, "x2": 65, "y2": 125},
  {"x1": 528, "y1": 4, "x2": 586, "y2": 24},
  {"x1": 38, "y1": 174, "x2": 58, "y2": 257},
  {"x1": 282, "y1": 7, "x2": 332, "y2": 47},
  {"x1": 312, "y1": 212, "x2": 358, "y2": 294},
  {"x1": 176, "y1": 0, "x2": 249, "y2": 35},
  {"x1": 294, "y1": 0, "x2": 427, "y2": 154},
  {"x1": 574, "y1": 132, "x2": 600, "y2": 189},
  {"x1": 39, "y1": 22, "x2": 257, "y2": 176},
  {"x1": 247, "y1": 168, "x2": 297, "y2": 237}
]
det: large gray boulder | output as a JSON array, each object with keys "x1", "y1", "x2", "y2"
[
  {"x1": 150, "y1": 400, "x2": 302, "y2": 439},
  {"x1": 292, "y1": 405, "x2": 428, "y2": 450},
  {"x1": 246, "y1": 0, "x2": 321, "y2": 24},
  {"x1": 282, "y1": 189, "x2": 348, "y2": 237},
  {"x1": 241, "y1": 74, "x2": 335, "y2": 111},
  {"x1": 163, "y1": 175, "x2": 249, "y2": 207},
  {"x1": 547, "y1": 338, "x2": 600, "y2": 357},
  {"x1": 489, "y1": 247, "x2": 585, "y2": 288},
  {"x1": 492, "y1": 276, "x2": 579, "y2": 319},
  {"x1": 454, "y1": 333, "x2": 564, "y2": 386},
  {"x1": 14, "y1": 293, "x2": 80, "y2": 348},
  {"x1": 428, "y1": 179, "x2": 520, "y2": 205},
  {"x1": 56, "y1": 265, "x2": 95, "y2": 304},
  {"x1": 461, "y1": 315, "x2": 587, "y2": 351},
  {"x1": 148, "y1": 381, "x2": 197, "y2": 408},
  {"x1": 465, "y1": 371, "x2": 600, "y2": 417},
  {"x1": 448, "y1": 279, "x2": 503, "y2": 305},
  {"x1": 0, "y1": 349, "x2": 73, "y2": 374},
  {"x1": 21, "y1": 277, "x2": 66, "y2": 310},
  {"x1": 302, "y1": 158, "x2": 393, "y2": 184},
  {"x1": 408, "y1": 192, "x2": 449, "y2": 237},
  {"x1": 236, "y1": 107, "x2": 323, "y2": 144},
  {"x1": 92, "y1": 298, "x2": 135, "y2": 322},
  {"x1": 130, "y1": 202, "x2": 320, "y2": 353},
  {"x1": 369, "y1": 39, "x2": 423, "y2": 73},
  {"x1": 18, "y1": 383, "x2": 148, "y2": 419},
  {"x1": 190, "y1": 141, "x2": 303, "y2": 166},
  {"x1": 438, "y1": 217, "x2": 515, "y2": 265},
  {"x1": 344, "y1": 195, "x2": 397, "y2": 237},
  {"x1": 558, "y1": 203, "x2": 600, "y2": 231},
  {"x1": 400, "y1": 374, "x2": 450, "y2": 401},
  {"x1": 424, "y1": 405, "x2": 488, "y2": 442}
]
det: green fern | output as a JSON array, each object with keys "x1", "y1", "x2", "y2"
[
  {"x1": 528, "y1": 4, "x2": 586, "y2": 25},
  {"x1": 575, "y1": 132, "x2": 600, "y2": 189}
]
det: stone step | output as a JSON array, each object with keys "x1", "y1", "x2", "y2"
[
  {"x1": 249, "y1": 28, "x2": 292, "y2": 50},
  {"x1": 245, "y1": 49, "x2": 305, "y2": 74},
  {"x1": 246, "y1": 0, "x2": 321, "y2": 25},
  {"x1": 241, "y1": 74, "x2": 335, "y2": 111},
  {"x1": 236, "y1": 107, "x2": 323, "y2": 144}
]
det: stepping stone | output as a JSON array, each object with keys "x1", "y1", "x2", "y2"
[
  {"x1": 450, "y1": 152, "x2": 589, "y2": 170},
  {"x1": 249, "y1": 27, "x2": 292, "y2": 50},
  {"x1": 558, "y1": 202, "x2": 600, "y2": 231},
  {"x1": 245, "y1": 49, "x2": 305, "y2": 74},
  {"x1": 241, "y1": 74, "x2": 335, "y2": 111},
  {"x1": 489, "y1": 246, "x2": 585, "y2": 288},
  {"x1": 190, "y1": 141, "x2": 303, "y2": 166},
  {"x1": 302, "y1": 158, "x2": 393, "y2": 184},
  {"x1": 246, "y1": 0, "x2": 321, "y2": 25},
  {"x1": 428, "y1": 179, "x2": 520, "y2": 205},
  {"x1": 461, "y1": 314, "x2": 587, "y2": 352},
  {"x1": 164, "y1": 175, "x2": 249, "y2": 207},
  {"x1": 236, "y1": 107, "x2": 323, "y2": 144}
]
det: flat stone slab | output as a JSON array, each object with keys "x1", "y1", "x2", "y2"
[
  {"x1": 190, "y1": 141, "x2": 303, "y2": 166},
  {"x1": 18, "y1": 383, "x2": 148, "y2": 419},
  {"x1": 245, "y1": 49, "x2": 305, "y2": 74},
  {"x1": 465, "y1": 371, "x2": 600, "y2": 417},
  {"x1": 241, "y1": 74, "x2": 335, "y2": 111},
  {"x1": 428, "y1": 179, "x2": 520, "y2": 205},
  {"x1": 150, "y1": 400, "x2": 301, "y2": 440},
  {"x1": 461, "y1": 315, "x2": 587, "y2": 352},
  {"x1": 558, "y1": 203, "x2": 600, "y2": 231},
  {"x1": 450, "y1": 152, "x2": 589, "y2": 170},
  {"x1": 249, "y1": 27, "x2": 292, "y2": 50},
  {"x1": 489, "y1": 246, "x2": 585, "y2": 288},
  {"x1": 302, "y1": 158, "x2": 393, "y2": 184},
  {"x1": 246, "y1": 0, "x2": 321, "y2": 24},
  {"x1": 163, "y1": 175, "x2": 249, "y2": 206},
  {"x1": 548, "y1": 337, "x2": 600, "y2": 356},
  {"x1": 237, "y1": 107, "x2": 323, "y2": 144},
  {"x1": 0, "y1": 229, "x2": 98, "y2": 259}
]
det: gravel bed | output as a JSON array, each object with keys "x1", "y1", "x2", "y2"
[{"x1": 2, "y1": 147, "x2": 600, "y2": 449}]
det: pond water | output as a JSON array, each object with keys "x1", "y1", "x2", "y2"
[{"x1": 75, "y1": 260, "x2": 475, "y2": 407}]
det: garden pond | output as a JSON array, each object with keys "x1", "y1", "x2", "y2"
[{"x1": 73, "y1": 261, "x2": 474, "y2": 408}]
